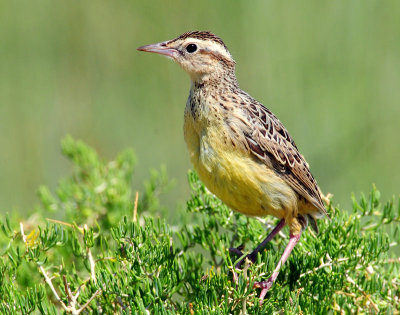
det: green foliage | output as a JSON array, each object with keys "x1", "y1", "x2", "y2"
[
  {"x1": 1, "y1": 137, "x2": 399, "y2": 314},
  {"x1": 38, "y1": 135, "x2": 137, "y2": 228}
]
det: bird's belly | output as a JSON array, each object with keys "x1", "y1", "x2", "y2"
[{"x1": 186, "y1": 126, "x2": 297, "y2": 218}]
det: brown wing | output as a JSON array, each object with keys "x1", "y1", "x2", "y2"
[{"x1": 234, "y1": 98, "x2": 328, "y2": 217}]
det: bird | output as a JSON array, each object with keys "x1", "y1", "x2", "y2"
[{"x1": 137, "y1": 31, "x2": 328, "y2": 304}]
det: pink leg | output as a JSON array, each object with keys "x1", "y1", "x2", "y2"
[
  {"x1": 231, "y1": 219, "x2": 286, "y2": 282},
  {"x1": 231, "y1": 219, "x2": 286, "y2": 270},
  {"x1": 254, "y1": 231, "x2": 302, "y2": 305}
]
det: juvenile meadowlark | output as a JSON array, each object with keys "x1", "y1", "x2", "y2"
[{"x1": 138, "y1": 31, "x2": 328, "y2": 303}]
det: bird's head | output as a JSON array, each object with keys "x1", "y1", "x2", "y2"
[{"x1": 137, "y1": 31, "x2": 235, "y2": 83}]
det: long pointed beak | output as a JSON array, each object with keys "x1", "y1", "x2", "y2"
[{"x1": 137, "y1": 41, "x2": 179, "y2": 59}]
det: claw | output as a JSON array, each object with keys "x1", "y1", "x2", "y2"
[
  {"x1": 254, "y1": 277, "x2": 275, "y2": 305},
  {"x1": 253, "y1": 233, "x2": 301, "y2": 305},
  {"x1": 229, "y1": 220, "x2": 302, "y2": 306}
]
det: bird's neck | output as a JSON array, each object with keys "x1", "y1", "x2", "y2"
[{"x1": 191, "y1": 68, "x2": 239, "y2": 92}]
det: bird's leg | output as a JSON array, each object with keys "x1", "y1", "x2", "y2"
[
  {"x1": 229, "y1": 219, "x2": 286, "y2": 283},
  {"x1": 229, "y1": 244, "x2": 245, "y2": 258},
  {"x1": 254, "y1": 231, "x2": 302, "y2": 305}
]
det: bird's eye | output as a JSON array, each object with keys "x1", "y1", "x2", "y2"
[{"x1": 186, "y1": 44, "x2": 197, "y2": 53}]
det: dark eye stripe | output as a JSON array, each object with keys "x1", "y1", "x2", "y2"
[{"x1": 198, "y1": 49, "x2": 235, "y2": 67}]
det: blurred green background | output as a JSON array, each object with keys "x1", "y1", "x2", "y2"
[{"x1": 1, "y1": 0, "x2": 399, "y2": 215}]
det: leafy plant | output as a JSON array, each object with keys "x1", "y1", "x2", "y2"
[{"x1": 1, "y1": 137, "x2": 399, "y2": 314}]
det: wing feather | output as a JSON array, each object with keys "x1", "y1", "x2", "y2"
[{"x1": 230, "y1": 97, "x2": 328, "y2": 217}]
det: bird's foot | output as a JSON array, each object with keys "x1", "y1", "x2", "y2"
[
  {"x1": 229, "y1": 245, "x2": 257, "y2": 269},
  {"x1": 229, "y1": 245, "x2": 258, "y2": 282},
  {"x1": 253, "y1": 274, "x2": 277, "y2": 305},
  {"x1": 235, "y1": 252, "x2": 257, "y2": 270},
  {"x1": 229, "y1": 246, "x2": 242, "y2": 282},
  {"x1": 228, "y1": 245, "x2": 244, "y2": 259}
]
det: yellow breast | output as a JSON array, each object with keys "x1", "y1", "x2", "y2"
[{"x1": 183, "y1": 104, "x2": 298, "y2": 219}]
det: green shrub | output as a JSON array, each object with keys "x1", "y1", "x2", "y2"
[{"x1": 1, "y1": 137, "x2": 399, "y2": 314}]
